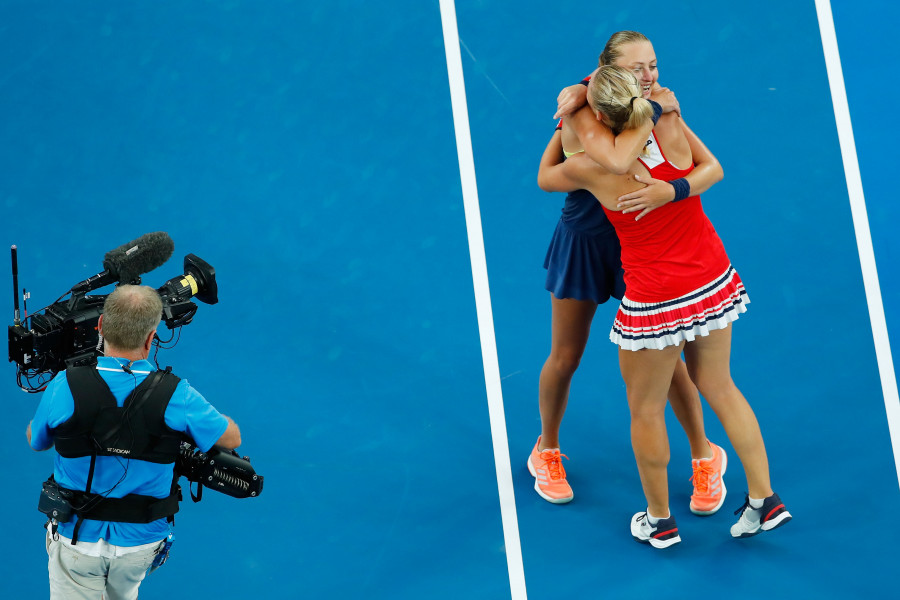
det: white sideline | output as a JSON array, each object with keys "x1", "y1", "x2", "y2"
[
  {"x1": 438, "y1": 1, "x2": 528, "y2": 598},
  {"x1": 815, "y1": 0, "x2": 900, "y2": 489}
]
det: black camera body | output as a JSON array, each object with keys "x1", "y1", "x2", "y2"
[
  {"x1": 9, "y1": 295, "x2": 105, "y2": 375},
  {"x1": 8, "y1": 252, "x2": 218, "y2": 391}
]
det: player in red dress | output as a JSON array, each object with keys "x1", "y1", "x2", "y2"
[
  {"x1": 530, "y1": 32, "x2": 727, "y2": 516},
  {"x1": 539, "y1": 64, "x2": 791, "y2": 548}
]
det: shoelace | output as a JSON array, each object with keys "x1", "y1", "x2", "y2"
[
  {"x1": 689, "y1": 461, "x2": 714, "y2": 494},
  {"x1": 634, "y1": 513, "x2": 650, "y2": 532},
  {"x1": 538, "y1": 450, "x2": 569, "y2": 480},
  {"x1": 733, "y1": 494, "x2": 753, "y2": 517}
]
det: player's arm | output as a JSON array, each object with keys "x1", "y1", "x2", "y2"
[
  {"x1": 616, "y1": 118, "x2": 723, "y2": 220},
  {"x1": 537, "y1": 131, "x2": 590, "y2": 194},
  {"x1": 569, "y1": 106, "x2": 652, "y2": 176},
  {"x1": 537, "y1": 131, "x2": 566, "y2": 191},
  {"x1": 554, "y1": 80, "x2": 589, "y2": 119},
  {"x1": 679, "y1": 119, "x2": 723, "y2": 195}
]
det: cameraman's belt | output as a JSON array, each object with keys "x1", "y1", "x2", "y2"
[{"x1": 66, "y1": 485, "x2": 181, "y2": 524}]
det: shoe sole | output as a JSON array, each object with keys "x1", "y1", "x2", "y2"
[
  {"x1": 732, "y1": 530, "x2": 760, "y2": 539},
  {"x1": 690, "y1": 446, "x2": 728, "y2": 516},
  {"x1": 633, "y1": 534, "x2": 682, "y2": 549},
  {"x1": 650, "y1": 535, "x2": 681, "y2": 549},
  {"x1": 527, "y1": 455, "x2": 573, "y2": 504}
]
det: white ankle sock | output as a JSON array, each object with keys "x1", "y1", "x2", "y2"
[
  {"x1": 748, "y1": 496, "x2": 764, "y2": 509},
  {"x1": 647, "y1": 510, "x2": 669, "y2": 524}
]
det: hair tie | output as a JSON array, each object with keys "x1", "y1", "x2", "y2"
[{"x1": 630, "y1": 96, "x2": 639, "y2": 106}]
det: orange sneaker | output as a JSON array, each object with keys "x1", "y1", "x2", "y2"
[
  {"x1": 689, "y1": 441, "x2": 727, "y2": 515},
  {"x1": 527, "y1": 437, "x2": 573, "y2": 504}
]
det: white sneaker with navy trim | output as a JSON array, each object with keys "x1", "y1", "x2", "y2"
[
  {"x1": 631, "y1": 512, "x2": 682, "y2": 549},
  {"x1": 731, "y1": 492, "x2": 792, "y2": 538}
]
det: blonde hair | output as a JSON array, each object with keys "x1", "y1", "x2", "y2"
[
  {"x1": 101, "y1": 285, "x2": 162, "y2": 350},
  {"x1": 588, "y1": 65, "x2": 654, "y2": 136},
  {"x1": 598, "y1": 30, "x2": 651, "y2": 66}
]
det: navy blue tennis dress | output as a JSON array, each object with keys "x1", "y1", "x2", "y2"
[{"x1": 544, "y1": 187, "x2": 626, "y2": 304}]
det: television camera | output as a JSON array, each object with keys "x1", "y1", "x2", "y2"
[{"x1": 8, "y1": 232, "x2": 218, "y2": 392}]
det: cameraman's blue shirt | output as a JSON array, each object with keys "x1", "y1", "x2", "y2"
[{"x1": 30, "y1": 357, "x2": 229, "y2": 546}]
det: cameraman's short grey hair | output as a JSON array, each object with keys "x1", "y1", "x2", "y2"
[{"x1": 102, "y1": 285, "x2": 163, "y2": 351}]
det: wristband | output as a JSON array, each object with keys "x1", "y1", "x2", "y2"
[
  {"x1": 555, "y1": 119, "x2": 563, "y2": 131},
  {"x1": 670, "y1": 177, "x2": 690, "y2": 202},
  {"x1": 648, "y1": 100, "x2": 663, "y2": 126}
]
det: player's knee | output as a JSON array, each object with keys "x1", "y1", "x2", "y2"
[
  {"x1": 629, "y1": 399, "x2": 667, "y2": 422},
  {"x1": 692, "y1": 372, "x2": 736, "y2": 403},
  {"x1": 549, "y1": 348, "x2": 583, "y2": 376}
]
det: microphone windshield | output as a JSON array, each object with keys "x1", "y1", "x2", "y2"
[{"x1": 103, "y1": 232, "x2": 175, "y2": 283}]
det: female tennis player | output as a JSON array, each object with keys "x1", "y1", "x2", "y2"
[
  {"x1": 530, "y1": 32, "x2": 725, "y2": 520},
  {"x1": 538, "y1": 63, "x2": 791, "y2": 547}
]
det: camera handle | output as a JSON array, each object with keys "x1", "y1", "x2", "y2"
[{"x1": 11, "y1": 245, "x2": 20, "y2": 325}]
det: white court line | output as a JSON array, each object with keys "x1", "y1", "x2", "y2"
[
  {"x1": 815, "y1": 0, "x2": 900, "y2": 489},
  {"x1": 438, "y1": 1, "x2": 527, "y2": 598}
]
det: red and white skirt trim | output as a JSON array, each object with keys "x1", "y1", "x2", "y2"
[{"x1": 610, "y1": 265, "x2": 749, "y2": 351}]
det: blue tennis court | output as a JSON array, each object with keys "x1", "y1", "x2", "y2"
[{"x1": 1, "y1": 1, "x2": 897, "y2": 598}]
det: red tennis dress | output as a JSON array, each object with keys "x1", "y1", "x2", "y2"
[{"x1": 605, "y1": 131, "x2": 748, "y2": 350}]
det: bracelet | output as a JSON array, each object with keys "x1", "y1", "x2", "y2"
[
  {"x1": 648, "y1": 100, "x2": 663, "y2": 126},
  {"x1": 670, "y1": 178, "x2": 691, "y2": 202}
]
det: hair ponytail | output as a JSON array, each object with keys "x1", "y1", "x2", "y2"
[
  {"x1": 625, "y1": 96, "x2": 654, "y2": 132},
  {"x1": 588, "y1": 65, "x2": 654, "y2": 135}
]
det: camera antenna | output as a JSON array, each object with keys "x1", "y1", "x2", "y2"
[{"x1": 11, "y1": 245, "x2": 21, "y2": 326}]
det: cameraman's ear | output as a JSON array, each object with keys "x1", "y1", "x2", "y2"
[
  {"x1": 143, "y1": 328, "x2": 156, "y2": 353},
  {"x1": 97, "y1": 314, "x2": 104, "y2": 336}
]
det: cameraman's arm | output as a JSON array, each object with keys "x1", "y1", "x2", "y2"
[
  {"x1": 214, "y1": 416, "x2": 241, "y2": 450},
  {"x1": 28, "y1": 381, "x2": 66, "y2": 451},
  {"x1": 26, "y1": 422, "x2": 39, "y2": 449},
  {"x1": 176, "y1": 382, "x2": 242, "y2": 452},
  {"x1": 28, "y1": 420, "x2": 52, "y2": 450}
]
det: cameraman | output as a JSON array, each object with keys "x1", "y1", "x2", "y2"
[{"x1": 26, "y1": 284, "x2": 241, "y2": 600}]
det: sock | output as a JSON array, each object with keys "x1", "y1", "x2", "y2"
[
  {"x1": 748, "y1": 496, "x2": 764, "y2": 509},
  {"x1": 647, "y1": 510, "x2": 669, "y2": 524}
]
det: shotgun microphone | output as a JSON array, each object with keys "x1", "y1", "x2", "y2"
[{"x1": 71, "y1": 232, "x2": 175, "y2": 293}]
